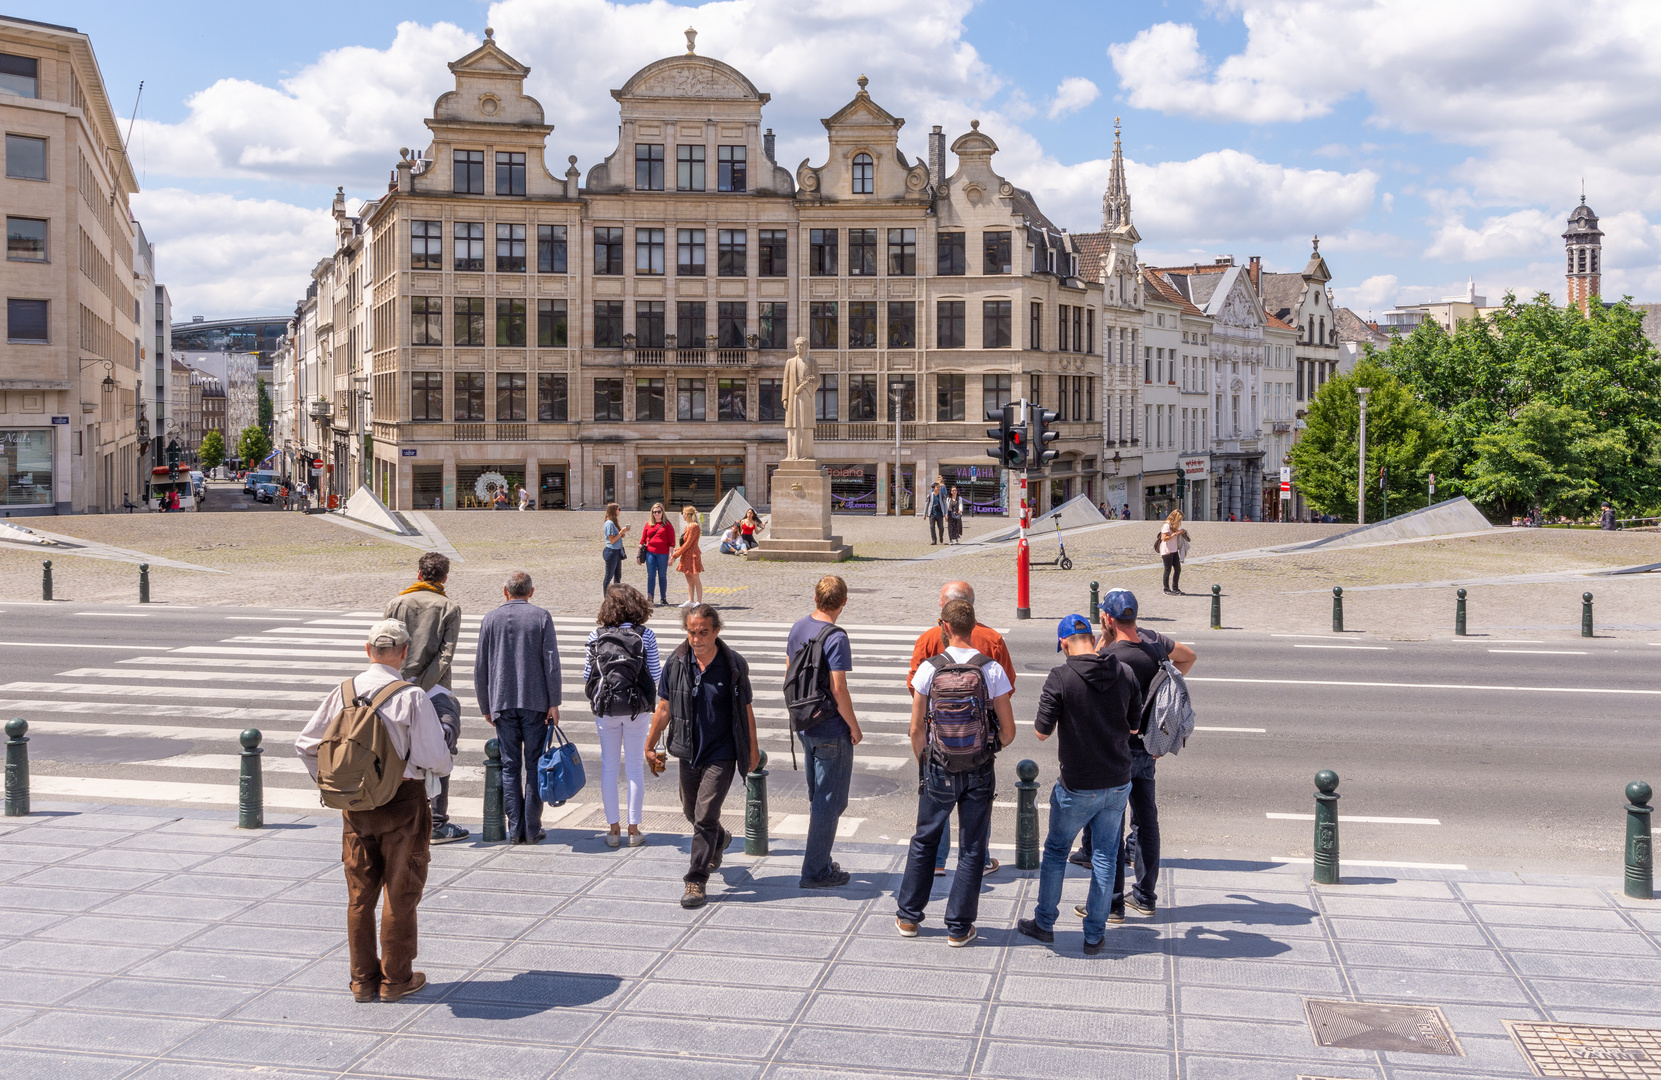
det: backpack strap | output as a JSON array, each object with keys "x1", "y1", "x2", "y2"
[
  {"x1": 365, "y1": 679, "x2": 415, "y2": 710},
  {"x1": 339, "y1": 678, "x2": 355, "y2": 707}
]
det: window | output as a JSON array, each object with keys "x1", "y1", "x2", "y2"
[
  {"x1": 852, "y1": 153, "x2": 873, "y2": 194},
  {"x1": 453, "y1": 222, "x2": 484, "y2": 271},
  {"x1": 636, "y1": 301, "x2": 666, "y2": 348},
  {"x1": 887, "y1": 375, "x2": 916, "y2": 421},
  {"x1": 983, "y1": 374, "x2": 1011, "y2": 413},
  {"x1": 937, "y1": 301, "x2": 965, "y2": 348},
  {"x1": 717, "y1": 229, "x2": 746, "y2": 276},
  {"x1": 809, "y1": 229, "x2": 838, "y2": 276},
  {"x1": 718, "y1": 378, "x2": 747, "y2": 421},
  {"x1": 594, "y1": 378, "x2": 624, "y2": 421},
  {"x1": 412, "y1": 296, "x2": 442, "y2": 345},
  {"x1": 1031, "y1": 373, "x2": 1042, "y2": 407},
  {"x1": 887, "y1": 301, "x2": 916, "y2": 348},
  {"x1": 537, "y1": 300, "x2": 567, "y2": 347},
  {"x1": 758, "y1": 378, "x2": 784, "y2": 421},
  {"x1": 848, "y1": 374, "x2": 878, "y2": 421},
  {"x1": 677, "y1": 378, "x2": 705, "y2": 420},
  {"x1": 676, "y1": 228, "x2": 705, "y2": 276},
  {"x1": 936, "y1": 373, "x2": 966, "y2": 421},
  {"x1": 496, "y1": 224, "x2": 526, "y2": 272},
  {"x1": 809, "y1": 302, "x2": 838, "y2": 349},
  {"x1": 0, "y1": 53, "x2": 39, "y2": 98},
  {"x1": 1072, "y1": 376, "x2": 1084, "y2": 423},
  {"x1": 983, "y1": 300, "x2": 1012, "y2": 348},
  {"x1": 496, "y1": 299, "x2": 526, "y2": 347},
  {"x1": 411, "y1": 220, "x2": 441, "y2": 269},
  {"x1": 495, "y1": 152, "x2": 526, "y2": 196},
  {"x1": 717, "y1": 145, "x2": 746, "y2": 192},
  {"x1": 1030, "y1": 302, "x2": 1042, "y2": 349},
  {"x1": 718, "y1": 302, "x2": 746, "y2": 348},
  {"x1": 759, "y1": 230, "x2": 788, "y2": 276},
  {"x1": 677, "y1": 302, "x2": 706, "y2": 349},
  {"x1": 537, "y1": 225, "x2": 567, "y2": 273},
  {"x1": 937, "y1": 232, "x2": 967, "y2": 275},
  {"x1": 1059, "y1": 305, "x2": 1070, "y2": 351},
  {"x1": 1073, "y1": 307, "x2": 1084, "y2": 353},
  {"x1": 1144, "y1": 346, "x2": 1152, "y2": 383},
  {"x1": 983, "y1": 231, "x2": 1012, "y2": 274},
  {"x1": 453, "y1": 297, "x2": 486, "y2": 346},
  {"x1": 636, "y1": 228, "x2": 664, "y2": 275},
  {"x1": 887, "y1": 228, "x2": 916, "y2": 276},
  {"x1": 593, "y1": 301, "x2": 624, "y2": 348},
  {"x1": 537, "y1": 373, "x2": 568, "y2": 421},
  {"x1": 635, "y1": 144, "x2": 664, "y2": 190},
  {"x1": 1088, "y1": 376, "x2": 1096, "y2": 421},
  {"x1": 758, "y1": 302, "x2": 787, "y2": 349},
  {"x1": 497, "y1": 372, "x2": 527, "y2": 420},
  {"x1": 677, "y1": 145, "x2": 705, "y2": 191},
  {"x1": 454, "y1": 372, "x2": 485, "y2": 420},
  {"x1": 594, "y1": 227, "x2": 624, "y2": 275},
  {"x1": 816, "y1": 374, "x2": 838, "y2": 421},
  {"x1": 411, "y1": 371, "x2": 442, "y2": 421},
  {"x1": 1054, "y1": 378, "x2": 1067, "y2": 422},
  {"x1": 6, "y1": 217, "x2": 45, "y2": 261},
  {"x1": 636, "y1": 378, "x2": 665, "y2": 421},
  {"x1": 848, "y1": 229, "x2": 877, "y2": 276},
  {"x1": 453, "y1": 150, "x2": 484, "y2": 194},
  {"x1": 1085, "y1": 308, "x2": 1094, "y2": 353},
  {"x1": 1296, "y1": 361, "x2": 1305, "y2": 401},
  {"x1": 847, "y1": 302, "x2": 878, "y2": 348}
]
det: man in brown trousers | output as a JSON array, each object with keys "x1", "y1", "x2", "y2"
[{"x1": 296, "y1": 619, "x2": 453, "y2": 1002}]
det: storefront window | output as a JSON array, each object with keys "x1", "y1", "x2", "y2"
[
  {"x1": 412, "y1": 465, "x2": 443, "y2": 510},
  {"x1": 1, "y1": 428, "x2": 52, "y2": 506},
  {"x1": 456, "y1": 464, "x2": 525, "y2": 509},
  {"x1": 825, "y1": 463, "x2": 878, "y2": 513},
  {"x1": 636, "y1": 455, "x2": 744, "y2": 511},
  {"x1": 939, "y1": 463, "x2": 1003, "y2": 516},
  {"x1": 539, "y1": 466, "x2": 568, "y2": 509}
]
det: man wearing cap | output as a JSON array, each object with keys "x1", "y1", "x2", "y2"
[
  {"x1": 1016, "y1": 614, "x2": 1139, "y2": 952},
  {"x1": 474, "y1": 571, "x2": 562, "y2": 844},
  {"x1": 295, "y1": 619, "x2": 453, "y2": 1003}
]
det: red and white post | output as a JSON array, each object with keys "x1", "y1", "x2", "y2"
[{"x1": 1015, "y1": 474, "x2": 1031, "y2": 619}]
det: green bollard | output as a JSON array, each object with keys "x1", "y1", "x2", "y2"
[
  {"x1": 1626, "y1": 781, "x2": 1653, "y2": 901},
  {"x1": 1313, "y1": 770, "x2": 1340, "y2": 885},
  {"x1": 237, "y1": 728, "x2": 264, "y2": 829},
  {"x1": 745, "y1": 749, "x2": 770, "y2": 856},
  {"x1": 482, "y1": 738, "x2": 506, "y2": 843},
  {"x1": 4, "y1": 719, "x2": 28, "y2": 817},
  {"x1": 1455, "y1": 588, "x2": 1467, "y2": 636},
  {"x1": 1014, "y1": 759, "x2": 1040, "y2": 871},
  {"x1": 41, "y1": 559, "x2": 51, "y2": 602},
  {"x1": 1582, "y1": 592, "x2": 1594, "y2": 638},
  {"x1": 1332, "y1": 587, "x2": 1344, "y2": 634},
  {"x1": 1210, "y1": 584, "x2": 1222, "y2": 630},
  {"x1": 139, "y1": 563, "x2": 150, "y2": 605},
  {"x1": 1090, "y1": 581, "x2": 1100, "y2": 626}
]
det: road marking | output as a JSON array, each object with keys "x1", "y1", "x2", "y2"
[
  {"x1": 0, "y1": 681, "x2": 324, "y2": 703},
  {"x1": 772, "y1": 815, "x2": 864, "y2": 838},
  {"x1": 0, "y1": 700, "x2": 311, "y2": 722},
  {"x1": 1276, "y1": 857, "x2": 1467, "y2": 870},
  {"x1": 1195, "y1": 726, "x2": 1266, "y2": 733},
  {"x1": 1188, "y1": 676, "x2": 1661, "y2": 696},
  {"x1": 70, "y1": 612, "x2": 150, "y2": 617},
  {"x1": 1292, "y1": 644, "x2": 1390, "y2": 651},
  {"x1": 1272, "y1": 634, "x2": 1371, "y2": 640},
  {"x1": 1266, "y1": 813, "x2": 1441, "y2": 825},
  {"x1": 225, "y1": 616, "x2": 304, "y2": 621},
  {"x1": 1488, "y1": 649, "x2": 1588, "y2": 655},
  {"x1": 0, "y1": 641, "x2": 155, "y2": 650},
  {"x1": 1450, "y1": 639, "x2": 1543, "y2": 644}
]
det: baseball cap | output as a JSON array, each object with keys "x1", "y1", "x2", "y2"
[
  {"x1": 1100, "y1": 588, "x2": 1138, "y2": 620},
  {"x1": 1056, "y1": 613, "x2": 1094, "y2": 650},
  {"x1": 365, "y1": 619, "x2": 410, "y2": 649}
]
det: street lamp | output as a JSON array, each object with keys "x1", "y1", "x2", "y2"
[{"x1": 1355, "y1": 386, "x2": 1371, "y2": 526}]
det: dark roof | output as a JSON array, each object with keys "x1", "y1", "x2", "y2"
[
  {"x1": 1335, "y1": 306, "x2": 1389, "y2": 347},
  {"x1": 1007, "y1": 185, "x2": 1058, "y2": 232},
  {"x1": 1258, "y1": 271, "x2": 1307, "y2": 322},
  {"x1": 1142, "y1": 270, "x2": 1206, "y2": 317},
  {"x1": 1071, "y1": 231, "x2": 1110, "y2": 276}
]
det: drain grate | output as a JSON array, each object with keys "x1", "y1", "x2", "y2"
[
  {"x1": 1505, "y1": 1021, "x2": 1661, "y2": 1078},
  {"x1": 1304, "y1": 999, "x2": 1462, "y2": 1056}
]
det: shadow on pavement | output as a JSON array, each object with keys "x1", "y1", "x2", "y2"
[{"x1": 440, "y1": 970, "x2": 625, "y2": 1013}]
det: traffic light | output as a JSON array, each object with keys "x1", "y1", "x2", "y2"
[
  {"x1": 1379, "y1": 464, "x2": 1389, "y2": 493},
  {"x1": 166, "y1": 440, "x2": 181, "y2": 468},
  {"x1": 1175, "y1": 470, "x2": 1188, "y2": 501},
  {"x1": 1030, "y1": 408, "x2": 1059, "y2": 469},
  {"x1": 984, "y1": 403, "x2": 1026, "y2": 469}
]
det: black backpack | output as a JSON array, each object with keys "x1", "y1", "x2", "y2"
[
  {"x1": 584, "y1": 626, "x2": 656, "y2": 718},
  {"x1": 783, "y1": 621, "x2": 846, "y2": 733}
]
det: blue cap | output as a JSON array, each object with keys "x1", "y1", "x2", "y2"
[
  {"x1": 1100, "y1": 588, "x2": 1138, "y2": 619},
  {"x1": 1056, "y1": 613, "x2": 1094, "y2": 650}
]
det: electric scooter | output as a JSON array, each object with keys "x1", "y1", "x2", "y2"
[{"x1": 1028, "y1": 516, "x2": 1074, "y2": 571}]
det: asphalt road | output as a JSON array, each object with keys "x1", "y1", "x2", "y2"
[{"x1": 1, "y1": 600, "x2": 1653, "y2": 878}]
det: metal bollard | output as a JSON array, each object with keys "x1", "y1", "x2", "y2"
[
  {"x1": 41, "y1": 559, "x2": 51, "y2": 602},
  {"x1": 745, "y1": 749, "x2": 770, "y2": 856},
  {"x1": 1313, "y1": 770, "x2": 1340, "y2": 885},
  {"x1": 1090, "y1": 581, "x2": 1100, "y2": 625},
  {"x1": 1582, "y1": 592, "x2": 1594, "y2": 638},
  {"x1": 237, "y1": 728, "x2": 264, "y2": 829},
  {"x1": 1014, "y1": 759, "x2": 1040, "y2": 871},
  {"x1": 1626, "y1": 781, "x2": 1653, "y2": 900},
  {"x1": 1211, "y1": 584, "x2": 1222, "y2": 630},
  {"x1": 1455, "y1": 588, "x2": 1467, "y2": 636},
  {"x1": 5, "y1": 719, "x2": 28, "y2": 817},
  {"x1": 482, "y1": 738, "x2": 506, "y2": 843},
  {"x1": 139, "y1": 563, "x2": 150, "y2": 605},
  {"x1": 1332, "y1": 587, "x2": 1344, "y2": 634}
]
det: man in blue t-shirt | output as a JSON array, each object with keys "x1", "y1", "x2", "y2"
[{"x1": 785, "y1": 575, "x2": 864, "y2": 888}]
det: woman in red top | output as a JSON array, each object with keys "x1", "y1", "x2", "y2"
[
  {"x1": 738, "y1": 508, "x2": 764, "y2": 551},
  {"x1": 670, "y1": 505, "x2": 704, "y2": 607},
  {"x1": 638, "y1": 502, "x2": 676, "y2": 606}
]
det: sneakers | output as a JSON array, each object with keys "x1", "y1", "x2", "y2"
[
  {"x1": 1016, "y1": 918, "x2": 1054, "y2": 943},
  {"x1": 1082, "y1": 937, "x2": 1106, "y2": 956},
  {"x1": 1067, "y1": 849, "x2": 1090, "y2": 868},
  {"x1": 604, "y1": 830, "x2": 622, "y2": 849},
  {"x1": 895, "y1": 917, "x2": 919, "y2": 938},
  {"x1": 984, "y1": 857, "x2": 1001, "y2": 874},
  {"x1": 1126, "y1": 897, "x2": 1156, "y2": 917},
  {"x1": 680, "y1": 882, "x2": 707, "y2": 909},
  {"x1": 1075, "y1": 903, "x2": 1125, "y2": 924},
  {"x1": 380, "y1": 971, "x2": 426, "y2": 1003},
  {"x1": 947, "y1": 926, "x2": 977, "y2": 948},
  {"x1": 430, "y1": 822, "x2": 469, "y2": 844},
  {"x1": 628, "y1": 830, "x2": 646, "y2": 848},
  {"x1": 801, "y1": 865, "x2": 850, "y2": 889}
]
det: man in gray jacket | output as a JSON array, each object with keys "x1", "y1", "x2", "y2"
[
  {"x1": 474, "y1": 571, "x2": 562, "y2": 844},
  {"x1": 385, "y1": 551, "x2": 467, "y2": 844}
]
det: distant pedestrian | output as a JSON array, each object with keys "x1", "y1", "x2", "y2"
[
  {"x1": 384, "y1": 551, "x2": 468, "y2": 844},
  {"x1": 601, "y1": 503, "x2": 629, "y2": 592},
  {"x1": 517, "y1": 485, "x2": 530, "y2": 511},
  {"x1": 946, "y1": 485, "x2": 964, "y2": 543},
  {"x1": 895, "y1": 598, "x2": 1016, "y2": 946},
  {"x1": 493, "y1": 487, "x2": 509, "y2": 510},
  {"x1": 640, "y1": 503, "x2": 676, "y2": 605},
  {"x1": 1121, "y1": 503, "x2": 1130, "y2": 520},
  {"x1": 671, "y1": 505, "x2": 704, "y2": 607},
  {"x1": 473, "y1": 572, "x2": 563, "y2": 844},
  {"x1": 585, "y1": 584, "x2": 661, "y2": 848},
  {"x1": 925, "y1": 482, "x2": 947, "y2": 545},
  {"x1": 295, "y1": 619, "x2": 452, "y2": 1002},
  {"x1": 1601, "y1": 502, "x2": 1618, "y2": 530},
  {"x1": 644, "y1": 604, "x2": 759, "y2": 908},
  {"x1": 785, "y1": 575, "x2": 863, "y2": 889},
  {"x1": 1016, "y1": 615, "x2": 1138, "y2": 953},
  {"x1": 1159, "y1": 510, "x2": 1191, "y2": 595}
]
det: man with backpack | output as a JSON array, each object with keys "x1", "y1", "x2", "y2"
[
  {"x1": 474, "y1": 571, "x2": 562, "y2": 845},
  {"x1": 783, "y1": 575, "x2": 864, "y2": 889},
  {"x1": 384, "y1": 552, "x2": 467, "y2": 845},
  {"x1": 895, "y1": 598, "x2": 1017, "y2": 947},
  {"x1": 294, "y1": 619, "x2": 453, "y2": 1003}
]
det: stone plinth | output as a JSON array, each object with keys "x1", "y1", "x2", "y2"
[{"x1": 749, "y1": 460, "x2": 850, "y2": 562}]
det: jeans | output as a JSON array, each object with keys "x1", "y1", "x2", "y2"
[
  {"x1": 799, "y1": 728, "x2": 853, "y2": 883},
  {"x1": 679, "y1": 758, "x2": 736, "y2": 884},
  {"x1": 595, "y1": 712, "x2": 650, "y2": 826},
  {"x1": 429, "y1": 693, "x2": 461, "y2": 827},
  {"x1": 493, "y1": 708, "x2": 549, "y2": 842},
  {"x1": 645, "y1": 552, "x2": 670, "y2": 603},
  {"x1": 1035, "y1": 780, "x2": 1131, "y2": 942},
  {"x1": 602, "y1": 546, "x2": 625, "y2": 591},
  {"x1": 1162, "y1": 552, "x2": 1182, "y2": 592},
  {"x1": 929, "y1": 514, "x2": 945, "y2": 543},
  {"x1": 1079, "y1": 749, "x2": 1161, "y2": 910},
  {"x1": 896, "y1": 760, "x2": 996, "y2": 937},
  {"x1": 342, "y1": 779, "x2": 431, "y2": 994}
]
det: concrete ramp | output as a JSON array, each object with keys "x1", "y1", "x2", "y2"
[
  {"x1": 975, "y1": 494, "x2": 1106, "y2": 544},
  {"x1": 344, "y1": 487, "x2": 418, "y2": 537},
  {"x1": 1279, "y1": 496, "x2": 1492, "y2": 552},
  {"x1": 708, "y1": 489, "x2": 755, "y2": 537}
]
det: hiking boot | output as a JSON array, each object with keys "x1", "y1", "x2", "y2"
[
  {"x1": 1126, "y1": 897, "x2": 1155, "y2": 917},
  {"x1": 946, "y1": 926, "x2": 977, "y2": 948},
  {"x1": 895, "y1": 917, "x2": 919, "y2": 938},
  {"x1": 380, "y1": 971, "x2": 426, "y2": 1003},
  {"x1": 1016, "y1": 918, "x2": 1053, "y2": 943},
  {"x1": 1082, "y1": 937, "x2": 1106, "y2": 956},
  {"x1": 351, "y1": 983, "x2": 378, "y2": 1003},
  {"x1": 430, "y1": 822, "x2": 468, "y2": 844},
  {"x1": 680, "y1": 882, "x2": 707, "y2": 909}
]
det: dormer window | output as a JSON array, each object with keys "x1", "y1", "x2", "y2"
[
  {"x1": 495, "y1": 152, "x2": 525, "y2": 196},
  {"x1": 1046, "y1": 249, "x2": 1057, "y2": 275},
  {"x1": 852, "y1": 153, "x2": 873, "y2": 194},
  {"x1": 635, "y1": 144, "x2": 664, "y2": 191}
]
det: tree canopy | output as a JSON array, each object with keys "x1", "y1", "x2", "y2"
[
  {"x1": 237, "y1": 425, "x2": 272, "y2": 470},
  {"x1": 198, "y1": 430, "x2": 224, "y2": 472},
  {"x1": 257, "y1": 376, "x2": 274, "y2": 436}
]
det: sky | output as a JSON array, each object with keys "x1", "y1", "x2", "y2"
[{"x1": 27, "y1": 0, "x2": 1661, "y2": 322}]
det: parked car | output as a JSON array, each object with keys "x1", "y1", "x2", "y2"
[
  {"x1": 253, "y1": 482, "x2": 280, "y2": 504},
  {"x1": 189, "y1": 471, "x2": 207, "y2": 501},
  {"x1": 243, "y1": 471, "x2": 277, "y2": 495}
]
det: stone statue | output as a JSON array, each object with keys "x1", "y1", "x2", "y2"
[{"x1": 782, "y1": 335, "x2": 817, "y2": 461}]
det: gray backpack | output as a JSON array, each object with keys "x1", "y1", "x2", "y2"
[{"x1": 1138, "y1": 654, "x2": 1195, "y2": 757}]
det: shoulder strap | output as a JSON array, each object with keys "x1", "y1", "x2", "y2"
[
  {"x1": 367, "y1": 679, "x2": 414, "y2": 709},
  {"x1": 339, "y1": 679, "x2": 355, "y2": 708},
  {"x1": 963, "y1": 651, "x2": 992, "y2": 669},
  {"x1": 926, "y1": 652, "x2": 952, "y2": 670}
]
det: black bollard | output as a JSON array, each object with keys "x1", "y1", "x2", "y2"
[
  {"x1": 1313, "y1": 770, "x2": 1340, "y2": 885},
  {"x1": 4, "y1": 718, "x2": 28, "y2": 817},
  {"x1": 1090, "y1": 581, "x2": 1100, "y2": 626},
  {"x1": 237, "y1": 729, "x2": 264, "y2": 829},
  {"x1": 1211, "y1": 584, "x2": 1222, "y2": 630},
  {"x1": 745, "y1": 749, "x2": 770, "y2": 856},
  {"x1": 139, "y1": 563, "x2": 150, "y2": 605},
  {"x1": 1455, "y1": 588, "x2": 1467, "y2": 637},
  {"x1": 41, "y1": 559, "x2": 51, "y2": 602},
  {"x1": 1582, "y1": 592, "x2": 1594, "y2": 639},
  {"x1": 483, "y1": 738, "x2": 506, "y2": 842},
  {"x1": 1014, "y1": 759, "x2": 1040, "y2": 871},
  {"x1": 1627, "y1": 781, "x2": 1653, "y2": 901},
  {"x1": 1332, "y1": 587, "x2": 1344, "y2": 634}
]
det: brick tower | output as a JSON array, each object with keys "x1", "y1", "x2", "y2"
[{"x1": 1563, "y1": 194, "x2": 1603, "y2": 313}]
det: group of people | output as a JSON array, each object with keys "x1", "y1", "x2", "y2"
[
  {"x1": 718, "y1": 509, "x2": 767, "y2": 554},
  {"x1": 923, "y1": 481, "x2": 966, "y2": 545},
  {"x1": 602, "y1": 502, "x2": 718, "y2": 607}
]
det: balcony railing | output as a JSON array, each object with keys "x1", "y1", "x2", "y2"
[
  {"x1": 820, "y1": 422, "x2": 920, "y2": 442},
  {"x1": 455, "y1": 423, "x2": 486, "y2": 441},
  {"x1": 496, "y1": 423, "x2": 528, "y2": 441},
  {"x1": 624, "y1": 346, "x2": 755, "y2": 367}
]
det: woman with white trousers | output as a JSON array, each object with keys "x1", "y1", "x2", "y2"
[{"x1": 583, "y1": 584, "x2": 663, "y2": 847}]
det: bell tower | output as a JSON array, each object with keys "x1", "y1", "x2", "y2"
[{"x1": 1563, "y1": 193, "x2": 1603, "y2": 313}]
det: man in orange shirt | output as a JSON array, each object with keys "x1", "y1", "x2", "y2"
[{"x1": 908, "y1": 581, "x2": 1015, "y2": 876}]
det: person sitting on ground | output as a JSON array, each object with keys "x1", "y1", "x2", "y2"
[
  {"x1": 738, "y1": 508, "x2": 765, "y2": 550},
  {"x1": 719, "y1": 523, "x2": 744, "y2": 555}
]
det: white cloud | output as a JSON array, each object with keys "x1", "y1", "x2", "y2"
[
  {"x1": 1423, "y1": 208, "x2": 1560, "y2": 262},
  {"x1": 1333, "y1": 274, "x2": 1399, "y2": 312},
  {"x1": 1046, "y1": 77, "x2": 1099, "y2": 120}
]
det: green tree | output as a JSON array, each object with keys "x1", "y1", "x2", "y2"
[
  {"x1": 1466, "y1": 400, "x2": 1630, "y2": 520},
  {"x1": 1289, "y1": 360, "x2": 1449, "y2": 522},
  {"x1": 198, "y1": 429, "x2": 225, "y2": 472},
  {"x1": 257, "y1": 376, "x2": 274, "y2": 436},
  {"x1": 237, "y1": 425, "x2": 272, "y2": 469}
]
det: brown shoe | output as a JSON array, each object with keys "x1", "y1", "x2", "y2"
[
  {"x1": 680, "y1": 881, "x2": 707, "y2": 909},
  {"x1": 984, "y1": 858, "x2": 1001, "y2": 874},
  {"x1": 380, "y1": 971, "x2": 426, "y2": 1003},
  {"x1": 351, "y1": 983, "x2": 378, "y2": 1003}
]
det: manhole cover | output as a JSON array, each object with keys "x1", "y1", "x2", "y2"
[
  {"x1": 1304, "y1": 999, "x2": 1461, "y2": 1056},
  {"x1": 1505, "y1": 1021, "x2": 1661, "y2": 1077}
]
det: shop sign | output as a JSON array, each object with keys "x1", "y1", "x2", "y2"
[
  {"x1": 1181, "y1": 457, "x2": 1209, "y2": 477},
  {"x1": 400, "y1": 448, "x2": 417, "y2": 457}
]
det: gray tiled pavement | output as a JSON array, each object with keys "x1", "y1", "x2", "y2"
[{"x1": 1, "y1": 802, "x2": 1658, "y2": 1079}]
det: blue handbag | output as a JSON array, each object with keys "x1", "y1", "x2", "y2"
[{"x1": 537, "y1": 726, "x2": 587, "y2": 805}]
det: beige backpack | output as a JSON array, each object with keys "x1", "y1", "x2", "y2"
[{"x1": 315, "y1": 679, "x2": 414, "y2": 811}]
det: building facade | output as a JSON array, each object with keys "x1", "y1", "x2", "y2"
[{"x1": 1563, "y1": 197, "x2": 1602, "y2": 314}]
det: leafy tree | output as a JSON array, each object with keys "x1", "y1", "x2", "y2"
[
  {"x1": 237, "y1": 425, "x2": 272, "y2": 470},
  {"x1": 1466, "y1": 400, "x2": 1629, "y2": 520},
  {"x1": 1289, "y1": 360, "x2": 1449, "y2": 522},
  {"x1": 257, "y1": 376, "x2": 274, "y2": 436},
  {"x1": 198, "y1": 429, "x2": 225, "y2": 472}
]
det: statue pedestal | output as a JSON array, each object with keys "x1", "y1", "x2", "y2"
[{"x1": 749, "y1": 460, "x2": 851, "y2": 563}]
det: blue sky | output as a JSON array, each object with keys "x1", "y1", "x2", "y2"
[{"x1": 27, "y1": 0, "x2": 1661, "y2": 320}]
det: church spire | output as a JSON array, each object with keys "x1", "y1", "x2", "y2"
[{"x1": 1102, "y1": 116, "x2": 1133, "y2": 233}]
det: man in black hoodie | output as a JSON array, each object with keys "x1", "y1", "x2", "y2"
[{"x1": 1016, "y1": 614, "x2": 1139, "y2": 954}]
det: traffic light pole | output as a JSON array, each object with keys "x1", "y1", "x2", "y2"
[{"x1": 1016, "y1": 399, "x2": 1031, "y2": 620}]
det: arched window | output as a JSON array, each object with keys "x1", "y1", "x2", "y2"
[{"x1": 852, "y1": 153, "x2": 873, "y2": 194}]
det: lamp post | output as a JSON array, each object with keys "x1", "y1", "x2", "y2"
[{"x1": 1355, "y1": 387, "x2": 1371, "y2": 526}]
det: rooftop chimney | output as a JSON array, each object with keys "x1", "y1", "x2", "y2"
[
  {"x1": 1248, "y1": 255, "x2": 1262, "y2": 293},
  {"x1": 928, "y1": 125, "x2": 946, "y2": 188},
  {"x1": 763, "y1": 128, "x2": 775, "y2": 162}
]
